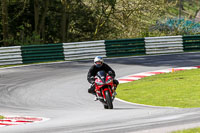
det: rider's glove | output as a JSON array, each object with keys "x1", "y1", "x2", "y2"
[
  {"x1": 91, "y1": 80, "x2": 95, "y2": 84},
  {"x1": 90, "y1": 76, "x2": 95, "y2": 84},
  {"x1": 108, "y1": 71, "x2": 114, "y2": 78}
]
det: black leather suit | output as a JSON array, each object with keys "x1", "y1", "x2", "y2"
[{"x1": 87, "y1": 63, "x2": 119, "y2": 95}]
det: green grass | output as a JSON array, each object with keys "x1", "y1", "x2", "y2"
[
  {"x1": 0, "y1": 60, "x2": 65, "y2": 68},
  {"x1": 0, "y1": 64, "x2": 24, "y2": 68},
  {"x1": 172, "y1": 127, "x2": 200, "y2": 133},
  {"x1": 0, "y1": 115, "x2": 4, "y2": 119},
  {"x1": 117, "y1": 69, "x2": 200, "y2": 108}
]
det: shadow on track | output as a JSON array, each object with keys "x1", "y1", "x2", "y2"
[{"x1": 113, "y1": 107, "x2": 139, "y2": 110}]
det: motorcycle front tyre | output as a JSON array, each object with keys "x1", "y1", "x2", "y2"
[
  {"x1": 105, "y1": 90, "x2": 113, "y2": 109},
  {"x1": 104, "y1": 105, "x2": 108, "y2": 109}
]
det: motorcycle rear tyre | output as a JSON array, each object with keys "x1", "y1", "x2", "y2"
[{"x1": 105, "y1": 90, "x2": 113, "y2": 109}]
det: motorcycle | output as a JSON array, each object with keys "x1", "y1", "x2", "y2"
[{"x1": 94, "y1": 70, "x2": 115, "y2": 109}]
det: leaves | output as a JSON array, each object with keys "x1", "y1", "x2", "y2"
[{"x1": 0, "y1": 0, "x2": 198, "y2": 46}]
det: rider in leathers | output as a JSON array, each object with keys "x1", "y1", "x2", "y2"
[{"x1": 87, "y1": 56, "x2": 119, "y2": 98}]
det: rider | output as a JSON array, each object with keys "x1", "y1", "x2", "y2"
[{"x1": 87, "y1": 56, "x2": 119, "y2": 100}]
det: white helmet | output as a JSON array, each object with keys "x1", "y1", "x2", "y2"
[{"x1": 94, "y1": 56, "x2": 103, "y2": 68}]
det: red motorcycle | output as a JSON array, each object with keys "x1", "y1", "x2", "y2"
[{"x1": 94, "y1": 70, "x2": 115, "y2": 109}]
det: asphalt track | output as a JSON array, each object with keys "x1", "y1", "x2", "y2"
[{"x1": 1, "y1": 52, "x2": 200, "y2": 133}]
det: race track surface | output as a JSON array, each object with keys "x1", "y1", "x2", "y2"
[{"x1": 1, "y1": 52, "x2": 200, "y2": 133}]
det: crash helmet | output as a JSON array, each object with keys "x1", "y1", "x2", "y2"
[{"x1": 94, "y1": 56, "x2": 104, "y2": 68}]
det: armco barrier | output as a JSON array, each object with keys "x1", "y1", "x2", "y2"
[
  {"x1": 63, "y1": 40, "x2": 106, "y2": 61},
  {"x1": 105, "y1": 38, "x2": 145, "y2": 57},
  {"x1": 145, "y1": 36, "x2": 183, "y2": 54},
  {"x1": 0, "y1": 35, "x2": 200, "y2": 66},
  {"x1": 183, "y1": 35, "x2": 200, "y2": 52},
  {"x1": 21, "y1": 44, "x2": 64, "y2": 63},
  {"x1": 0, "y1": 46, "x2": 22, "y2": 65}
]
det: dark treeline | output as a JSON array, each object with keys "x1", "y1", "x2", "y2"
[
  {"x1": 1, "y1": 0, "x2": 116, "y2": 46},
  {"x1": 0, "y1": 0, "x2": 198, "y2": 46}
]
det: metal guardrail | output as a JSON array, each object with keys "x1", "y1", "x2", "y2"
[
  {"x1": 183, "y1": 35, "x2": 200, "y2": 52},
  {"x1": 0, "y1": 46, "x2": 22, "y2": 65},
  {"x1": 21, "y1": 44, "x2": 64, "y2": 63},
  {"x1": 63, "y1": 40, "x2": 106, "y2": 61},
  {"x1": 105, "y1": 38, "x2": 145, "y2": 57},
  {"x1": 0, "y1": 35, "x2": 200, "y2": 66},
  {"x1": 145, "y1": 36, "x2": 183, "y2": 54}
]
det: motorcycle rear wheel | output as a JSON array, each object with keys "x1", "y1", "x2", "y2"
[{"x1": 105, "y1": 90, "x2": 113, "y2": 109}]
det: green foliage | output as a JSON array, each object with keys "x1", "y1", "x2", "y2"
[
  {"x1": 149, "y1": 18, "x2": 200, "y2": 37},
  {"x1": 5, "y1": 31, "x2": 41, "y2": 46},
  {"x1": 97, "y1": 0, "x2": 116, "y2": 8},
  {"x1": 150, "y1": 0, "x2": 200, "y2": 37},
  {"x1": 0, "y1": 0, "x2": 199, "y2": 46}
]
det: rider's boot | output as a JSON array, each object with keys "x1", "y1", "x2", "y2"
[
  {"x1": 94, "y1": 96, "x2": 98, "y2": 101},
  {"x1": 91, "y1": 91, "x2": 98, "y2": 101},
  {"x1": 94, "y1": 94, "x2": 98, "y2": 101},
  {"x1": 113, "y1": 91, "x2": 117, "y2": 96},
  {"x1": 113, "y1": 85, "x2": 117, "y2": 96}
]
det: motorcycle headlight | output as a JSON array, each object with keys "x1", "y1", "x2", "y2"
[
  {"x1": 106, "y1": 78, "x2": 112, "y2": 84},
  {"x1": 96, "y1": 82, "x2": 104, "y2": 85}
]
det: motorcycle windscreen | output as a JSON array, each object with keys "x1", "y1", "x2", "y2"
[{"x1": 96, "y1": 71, "x2": 106, "y2": 83}]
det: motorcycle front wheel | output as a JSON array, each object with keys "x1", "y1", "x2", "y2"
[
  {"x1": 105, "y1": 90, "x2": 113, "y2": 109},
  {"x1": 104, "y1": 105, "x2": 108, "y2": 109}
]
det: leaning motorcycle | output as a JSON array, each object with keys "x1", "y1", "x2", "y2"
[{"x1": 94, "y1": 70, "x2": 115, "y2": 109}]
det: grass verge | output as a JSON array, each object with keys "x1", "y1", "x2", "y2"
[
  {"x1": 172, "y1": 127, "x2": 200, "y2": 133},
  {"x1": 0, "y1": 115, "x2": 5, "y2": 119},
  {"x1": 117, "y1": 68, "x2": 200, "y2": 108},
  {"x1": 0, "y1": 60, "x2": 65, "y2": 68}
]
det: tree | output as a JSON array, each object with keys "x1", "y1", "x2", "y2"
[
  {"x1": 1, "y1": 0, "x2": 190, "y2": 46},
  {"x1": 85, "y1": 0, "x2": 116, "y2": 39},
  {"x1": 34, "y1": 0, "x2": 39, "y2": 33},
  {"x1": 60, "y1": 0, "x2": 71, "y2": 42},
  {"x1": 34, "y1": 0, "x2": 49, "y2": 43},
  {"x1": 39, "y1": 0, "x2": 49, "y2": 42},
  {"x1": 1, "y1": 0, "x2": 9, "y2": 46},
  {"x1": 108, "y1": 0, "x2": 174, "y2": 38}
]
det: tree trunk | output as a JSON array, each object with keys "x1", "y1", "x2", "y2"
[
  {"x1": 61, "y1": 0, "x2": 71, "y2": 42},
  {"x1": 2, "y1": 0, "x2": 9, "y2": 46},
  {"x1": 39, "y1": 0, "x2": 49, "y2": 43},
  {"x1": 60, "y1": 0, "x2": 72, "y2": 42},
  {"x1": 61, "y1": 0, "x2": 67, "y2": 42},
  {"x1": 34, "y1": 0, "x2": 39, "y2": 33},
  {"x1": 65, "y1": 13, "x2": 70, "y2": 42}
]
